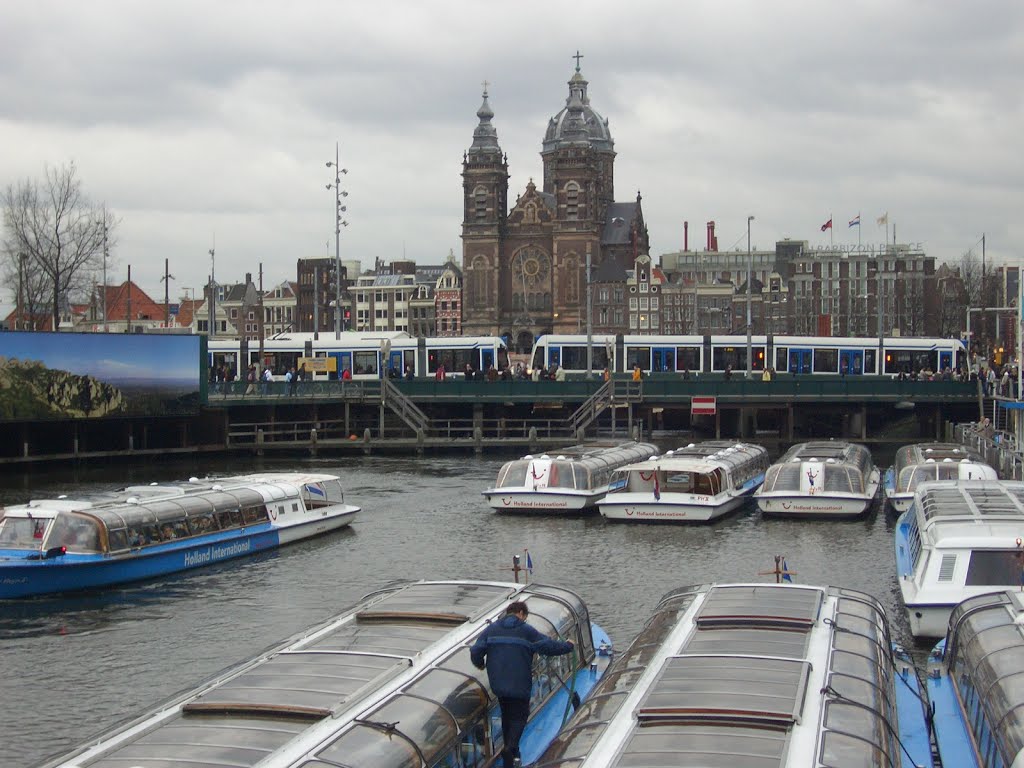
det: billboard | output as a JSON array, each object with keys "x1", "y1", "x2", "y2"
[{"x1": 0, "y1": 331, "x2": 202, "y2": 420}]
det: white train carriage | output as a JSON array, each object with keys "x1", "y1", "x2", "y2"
[
  {"x1": 530, "y1": 333, "x2": 965, "y2": 377},
  {"x1": 210, "y1": 332, "x2": 509, "y2": 381}
]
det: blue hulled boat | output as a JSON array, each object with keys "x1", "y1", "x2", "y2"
[
  {"x1": 927, "y1": 589, "x2": 1024, "y2": 768},
  {"x1": 0, "y1": 472, "x2": 359, "y2": 599}
]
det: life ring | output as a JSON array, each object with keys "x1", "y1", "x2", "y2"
[{"x1": 639, "y1": 470, "x2": 656, "y2": 481}]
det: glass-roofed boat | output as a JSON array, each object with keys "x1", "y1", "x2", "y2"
[
  {"x1": 754, "y1": 440, "x2": 880, "y2": 517},
  {"x1": 884, "y1": 442, "x2": 997, "y2": 513},
  {"x1": 534, "y1": 582, "x2": 934, "y2": 768},
  {"x1": 482, "y1": 441, "x2": 659, "y2": 513},
  {"x1": 0, "y1": 472, "x2": 359, "y2": 599},
  {"x1": 927, "y1": 590, "x2": 1024, "y2": 768},
  {"x1": 597, "y1": 441, "x2": 770, "y2": 522},
  {"x1": 37, "y1": 579, "x2": 613, "y2": 768},
  {"x1": 895, "y1": 480, "x2": 1024, "y2": 639}
]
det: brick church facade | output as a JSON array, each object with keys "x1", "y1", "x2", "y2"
[{"x1": 460, "y1": 59, "x2": 650, "y2": 353}]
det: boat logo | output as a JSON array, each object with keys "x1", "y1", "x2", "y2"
[{"x1": 806, "y1": 468, "x2": 819, "y2": 487}]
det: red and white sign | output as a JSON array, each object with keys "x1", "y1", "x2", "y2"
[{"x1": 691, "y1": 396, "x2": 717, "y2": 415}]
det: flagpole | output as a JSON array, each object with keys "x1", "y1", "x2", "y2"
[
  {"x1": 858, "y1": 212, "x2": 861, "y2": 248},
  {"x1": 830, "y1": 212, "x2": 834, "y2": 248}
]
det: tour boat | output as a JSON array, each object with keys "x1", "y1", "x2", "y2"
[
  {"x1": 755, "y1": 440, "x2": 880, "y2": 517},
  {"x1": 535, "y1": 582, "x2": 934, "y2": 768},
  {"x1": 927, "y1": 590, "x2": 1024, "y2": 768},
  {"x1": 597, "y1": 441, "x2": 770, "y2": 522},
  {"x1": 884, "y1": 441, "x2": 996, "y2": 513},
  {"x1": 482, "y1": 441, "x2": 659, "y2": 513},
  {"x1": 36, "y1": 579, "x2": 613, "y2": 768},
  {"x1": 895, "y1": 479, "x2": 1024, "y2": 639},
  {"x1": 0, "y1": 472, "x2": 359, "y2": 599}
]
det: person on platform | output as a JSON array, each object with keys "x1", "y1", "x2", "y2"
[
  {"x1": 554, "y1": 364, "x2": 566, "y2": 382},
  {"x1": 632, "y1": 363, "x2": 643, "y2": 382},
  {"x1": 341, "y1": 367, "x2": 352, "y2": 381},
  {"x1": 470, "y1": 601, "x2": 574, "y2": 768}
]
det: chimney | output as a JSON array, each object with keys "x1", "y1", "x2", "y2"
[
  {"x1": 706, "y1": 221, "x2": 718, "y2": 252},
  {"x1": 245, "y1": 272, "x2": 252, "y2": 284}
]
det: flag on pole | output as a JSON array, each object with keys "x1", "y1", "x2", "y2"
[
  {"x1": 820, "y1": 218, "x2": 833, "y2": 232},
  {"x1": 782, "y1": 558, "x2": 793, "y2": 583},
  {"x1": 525, "y1": 549, "x2": 534, "y2": 574},
  {"x1": 848, "y1": 215, "x2": 860, "y2": 228},
  {"x1": 876, "y1": 212, "x2": 889, "y2": 226},
  {"x1": 653, "y1": 472, "x2": 661, "y2": 501}
]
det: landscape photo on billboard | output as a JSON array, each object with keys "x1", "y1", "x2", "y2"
[{"x1": 0, "y1": 332, "x2": 201, "y2": 420}]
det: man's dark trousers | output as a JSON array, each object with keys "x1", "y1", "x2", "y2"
[{"x1": 498, "y1": 696, "x2": 530, "y2": 768}]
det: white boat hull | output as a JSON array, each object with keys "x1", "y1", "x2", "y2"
[
  {"x1": 758, "y1": 468, "x2": 879, "y2": 517},
  {"x1": 885, "y1": 492, "x2": 914, "y2": 513},
  {"x1": 276, "y1": 505, "x2": 359, "y2": 544},
  {"x1": 598, "y1": 493, "x2": 748, "y2": 522},
  {"x1": 482, "y1": 489, "x2": 598, "y2": 513}
]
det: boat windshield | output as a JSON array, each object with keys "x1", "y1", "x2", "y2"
[
  {"x1": 496, "y1": 461, "x2": 530, "y2": 488},
  {"x1": 302, "y1": 479, "x2": 345, "y2": 508},
  {"x1": 0, "y1": 516, "x2": 50, "y2": 550},
  {"x1": 899, "y1": 463, "x2": 975, "y2": 492},
  {"x1": 44, "y1": 511, "x2": 102, "y2": 553}
]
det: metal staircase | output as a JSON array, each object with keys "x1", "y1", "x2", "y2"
[
  {"x1": 566, "y1": 380, "x2": 644, "y2": 435},
  {"x1": 381, "y1": 378, "x2": 431, "y2": 434}
]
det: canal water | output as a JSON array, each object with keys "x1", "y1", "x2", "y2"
[{"x1": 1, "y1": 447, "x2": 910, "y2": 767}]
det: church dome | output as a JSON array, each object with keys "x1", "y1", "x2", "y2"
[{"x1": 542, "y1": 65, "x2": 614, "y2": 153}]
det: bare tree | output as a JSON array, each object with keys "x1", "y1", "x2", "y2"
[{"x1": 2, "y1": 162, "x2": 111, "y2": 330}]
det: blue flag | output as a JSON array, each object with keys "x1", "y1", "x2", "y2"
[
  {"x1": 782, "y1": 559, "x2": 793, "y2": 583},
  {"x1": 526, "y1": 550, "x2": 534, "y2": 574}
]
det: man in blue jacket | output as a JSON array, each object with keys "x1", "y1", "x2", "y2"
[{"x1": 471, "y1": 600, "x2": 575, "y2": 768}]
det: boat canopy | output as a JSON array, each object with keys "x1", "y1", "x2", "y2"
[
  {"x1": 494, "y1": 442, "x2": 658, "y2": 491},
  {"x1": 761, "y1": 441, "x2": 874, "y2": 494},
  {"x1": 609, "y1": 442, "x2": 768, "y2": 497},
  {"x1": 943, "y1": 590, "x2": 1024, "y2": 767},
  {"x1": 538, "y1": 583, "x2": 907, "y2": 768},
  {"x1": 894, "y1": 443, "x2": 994, "y2": 494},
  {"x1": 54, "y1": 580, "x2": 597, "y2": 768}
]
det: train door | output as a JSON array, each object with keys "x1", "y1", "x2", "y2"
[
  {"x1": 839, "y1": 349, "x2": 864, "y2": 375},
  {"x1": 481, "y1": 347, "x2": 495, "y2": 371},
  {"x1": 331, "y1": 352, "x2": 352, "y2": 379},
  {"x1": 938, "y1": 349, "x2": 952, "y2": 372},
  {"x1": 788, "y1": 348, "x2": 812, "y2": 374},
  {"x1": 388, "y1": 350, "x2": 404, "y2": 376},
  {"x1": 651, "y1": 347, "x2": 676, "y2": 373}
]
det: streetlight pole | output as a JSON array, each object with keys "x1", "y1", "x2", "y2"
[
  {"x1": 208, "y1": 242, "x2": 216, "y2": 339},
  {"x1": 326, "y1": 142, "x2": 348, "y2": 339},
  {"x1": 585, "y1": 250, "x2": 593, "y2": 378},
  {"x1": 746, "y1": 215, "x2": 754, "y2": 378}
]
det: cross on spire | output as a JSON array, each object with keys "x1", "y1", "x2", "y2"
[
  {"x1": 481, "y1": 79, "x2": 489, "y2": 96},
  {"x1": 572, "y1": 50, "x2": 583, "y2": 72}
]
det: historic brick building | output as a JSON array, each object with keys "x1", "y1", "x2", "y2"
[{"x1": 460, "y1": 59, "x2": 650, "y2": 352}]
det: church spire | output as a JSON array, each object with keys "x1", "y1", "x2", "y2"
[{"x1": 468, "y1": 82, "x2": 502, "y2": 156}]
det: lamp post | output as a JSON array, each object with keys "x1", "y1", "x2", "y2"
[
  {"x1": 585, "y1": 250, "x2": 593, "y2": 378},
  {"x1": 746, "y1": 215, "x2": 754, "y2": 378},
  {"x1": 208, "y1": 242, "x2": 216, "y2": 339},
  {"x1": 326, "y1": 142, "x2": 349, "y2": 339}
]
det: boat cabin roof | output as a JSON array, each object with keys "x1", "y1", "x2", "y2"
[
  {"x1": 2, "y1": 473, "x2": 342, "y2": 523},
  {"x1": 895, "y1": 442, "x2": 985, "y2": 469},
  {"x1": 47, "y1": 580, "x2": 596, "y2": 768},
  {"x1": 912, "y1": 480, "x2": 1024, "y2": 543},
  {"x1": 538, "y1": 582, "x2": 908, "y2": 768},
  {"x1": 943, "y1": 590, "x2": 1024, "y2": 766},
  {"x1": 778, "y1": 440, "x2": 870, "y2": 465},
  {"x1": 622, "y1": 442, "x2": 766, "y2": 474},
  {"x1": 510, "y1": 443, "x2": 659, "y2": 471}
]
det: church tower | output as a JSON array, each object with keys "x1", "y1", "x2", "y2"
[
  {"x1": 460, "y1": 87, "x2": 508, "y2": 335},
  {"x1": 541, "y1": 55, "x2": 616, "y2": 229}
]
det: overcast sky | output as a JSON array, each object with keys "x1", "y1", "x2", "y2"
[{"x1": 2, "y1": 1, "x2": 1022, "y2": 303}]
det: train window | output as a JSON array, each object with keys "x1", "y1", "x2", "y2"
[
  {"x1": 626, "y1": 347, "x2": 651, "y2": 371},
  {"x1": 813, "y1": 348, "x2": 838, "y2": 373},
  {"x1": 864, "y1": 350, "x2": 877, "y2": 375},
  {"x1": 353, "y1": 351, "x2": 378, "y2": 375}
]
